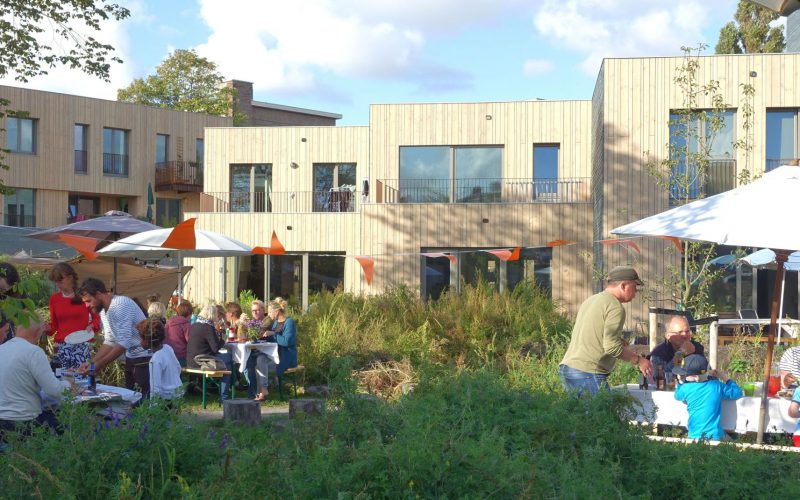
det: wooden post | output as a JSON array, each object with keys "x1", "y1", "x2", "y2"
[
  {"x1": 649, "y1": 310, "x2": 658, "y2": 352},
  {"x1": 709, "y1": 321, "x2": 718, "y2": 369},
  {"x1": 223, "y1": 399, "x2": 261, "y2": 426}
]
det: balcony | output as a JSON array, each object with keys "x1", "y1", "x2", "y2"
[
  {"x1": 767, "y1": 158, "x2": 796, "y2": 172},
  {"x1": 155, "y1": 161, "x2": 203, "y2": 193},
  {"x1": 375, "y1": 177, "x2": 591, "y2": 204},
  {"x1": 199, "y1": 190, "x2": 360, "y2": 213},
  {"x1": 669, "y1": 159, "x2": 736, "y2": 205},
  {"x1": 4, "y1": 213, "x2": 36, "y2": 227},
  {"x1": 103, "y1": 153, "x2": 129, "y2": 176}
]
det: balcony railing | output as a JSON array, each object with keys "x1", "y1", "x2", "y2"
[
  {"x1": 375, "y1": 177, "x2": 591, "y2": 204},
  {"x1": 669, "y1": 159, "x2": 736, "y2": 205},
  {"x1": 155, "y1": 161, "x2": 203, "y2": 192},
  {"x1": 74, "y1": 150, "x2": 87, "y2": 174},
  {"x1": 103, "y1": 153, "x2": 128, "y2": 176},
  {"x1": 4, "y1": 213, "x2": 36, "y2": 227},
  {"x1": 199, "y1": 190, "x2": 360, "y2": 213},
  {"x1": 767, "y1": 158, "x2": 797, "y2": 172}
]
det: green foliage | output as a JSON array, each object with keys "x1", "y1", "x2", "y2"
[
  {"x1": 117, "y1": 49, "x2": 243, "y2": 121},
  {"x1": 237, "y1": 289, "x2": 257, "y2": 318},
  {"x1": 715, "y1": 0, "x2": 785, "y2": 54}
]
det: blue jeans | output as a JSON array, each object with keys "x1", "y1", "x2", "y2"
[
  {"x1": 215, "y1": 351, "x2": 234, "y2": 401},
  {"x1": 558, "y1": 364, "x2": 609, "y2": 396}
]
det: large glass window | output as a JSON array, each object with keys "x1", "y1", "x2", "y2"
[
  {"x1": 230, "y1": 164, "x2": 271, "y2": 212},
  {"x1": 270, "y1": 255, "x2": 303, "y2": 301},
  {"x1": 5, "y1": 188, "x2": 36, "y2": 227},
  {"x1": 156, "y1": 134, "x2": 169, "y2": 164},
  {"x1": 196, "y1": 138, "x2": 204, "y2": 167},
  {"x1": 309, "y1": 254, "x2": 345, "y2": 294},
  {"x1": 156, "y1": 198, "x2": 181, "y2": 226},
  {"x1": 533, "y1": 144, "x2": 559, "y2": 199},
  {"x1": 507, "y1": 247, "x2": 553, "y2": 294},
  {"x1": 399, "y1": 146, "x2": 502, "y2": 203},
  {"x1": 67, "y1": 194, "x2": 99, "y2": 223},
  {"x1": 74, "y1": 124, "x2": 88, "y2": 173},
  {"x1": 6, "y1": 116, "x2": 36, "y2": 154},
  {"x1": 766, "y1": 110, "x2": 796, "y2": 172},
  {"x1": 313, "y1": 163, "x2": 357, "y2": 212},
  {"x1": 669, "y1": 110, "x2": 735, "y2": 202},
  {"x1": 103, "y1": 127, "x2": 129, "y2": 175}
]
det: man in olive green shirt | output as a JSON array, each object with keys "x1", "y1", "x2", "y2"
[{"x1": 559, "y1": 266, "x2": 652, "y2": 395}]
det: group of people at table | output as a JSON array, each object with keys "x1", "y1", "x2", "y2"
[
  {"x1": 0, "y1": 261, "x2": 297, "y2": 443},
  {"x1": 558, "y1": 265, "x2": 800, "y2": 444}
]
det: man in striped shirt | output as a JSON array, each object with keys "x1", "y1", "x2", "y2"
[
  {"x1": 78, "y1": 278, "x2": 150, "y2": 396},
  {"x1": 779, "y1": 346, "x2": 800, "y2": 388}
]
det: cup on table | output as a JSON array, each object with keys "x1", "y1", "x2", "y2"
[{"x1": 742, "y1": 383, "x2": 756, "y2": 397}]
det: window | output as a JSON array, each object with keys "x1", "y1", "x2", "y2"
[
  {"x1": 399, "y1": 146, "x2": 502, "y2": 203},
  {"x1": 67, "y1": 194, "x2": 99, "y2": 223},
  {"x1": 156, "y1": 134, "x2": 169, "y2": 164},
  {"x1": 313, "y1": 163, "x2": 357, "y2": 212},
  {"x1": 669, "y1": 110, "x2": 735, "y2": 203},
  {"x1": 6, "y1": 116, "x2": 36, "y2": 154},
  {"x1": 5, "y1": 188, "x2": 35, "y2": 227},
  {"x1": 103, "y1": 127, "x2": 129, "y2": 175},
  {"x1": 507, "y1": 247, "x2": 553, "y2": 294},
  {"x1": 533, "y1": 144, "x2": 559, "y2": 199},
  {"x1": 230, "y1": 164, "x2": 271, "y2": 212},
  {"x1": 766, "y1": 110, "x2": 796, "y2": 172},
  {"x1": 308, "y1": 254, "x2": 345, "y2": 293},
  {"x1": 74, "y1": 124, "x2": 88, "y2": 173},
  {"x1": 156, "y1": 198, "x2": 181, "y2": 226},
  {"x1": 196, "y1": 138, "x2": 204, "y2": 168}
]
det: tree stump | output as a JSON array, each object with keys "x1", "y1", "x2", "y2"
[
  {"x1": 223, "y1": 398, "x2": 261, "y2": 426},
  {"x1": 304, "y1": 385, "x2": 331, "y2": 398},
  {"x1": 289, "y1": 398, "x2": 324, "y2": 418}
]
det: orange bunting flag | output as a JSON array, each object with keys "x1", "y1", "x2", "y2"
[
  {"x1": 58, "y1": 234, "x2": 99, "y2": 260},
  {"x1": 598, "y1": 238, "x2": 641, "y2": 254},
  {"x1": 355, "y1": 256, "x2": 374, "y2": 285},
  {"x1": 483, "y1": 249, "x2": 513, "y2": 261},
  {"x1": 547, "y1": 239, "x2": 576, "y2": 247},
  {"x1": 253, "y1": 231, "x2": 286, "y2": 255},
  {"x1": 162, "y1": 218, "x2": 197, "y2": 249},
  {"x1": 657, "y1": 235, "x2": 684, "y2": 254},
  {"x1": 421, "y1": 252, "x2": 456, "y2": 264},
  {"x1": 509, "y1": 247, "x2": 521, "y2": 261}
]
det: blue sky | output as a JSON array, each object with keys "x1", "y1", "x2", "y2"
[{"x1": 2, "y1": 0, "x2": 761, "y2": 125}]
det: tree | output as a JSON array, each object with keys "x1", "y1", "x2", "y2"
[
  {"x1": 715, "y1": 0, "x2": 785, "y2": 54},
  {"x1": 117, "y1": 49, "x2": 242, "y2": 121}
]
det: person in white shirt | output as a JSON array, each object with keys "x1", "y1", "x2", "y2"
[
  {"x1": 0, "y1": 314, "x2": 75, "y2": 441},
  {"x1": 137, "y1": 318, "x2": 182, "y2": 401}
]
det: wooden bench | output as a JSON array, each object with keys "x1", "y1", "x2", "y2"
[
  {"x1": 182, "y1": 368, "x2": 234, "y2": 408},
  {"x1": 279, "y1": 365, "x2": 306, "y2": 399}
]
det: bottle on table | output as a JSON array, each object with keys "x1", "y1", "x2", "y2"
[
  {"x1": 638, "y1": 373, "x2": 649, "y2": 390},
  {"x1": 227, "y1": 327, "x2": 234, "y2": 342},
  {"x1": 88, "y1": 362, "x2": 97, "y2": 394},
  {"x1": 655, "y1": 364, "x2": 666, "y2": 391}
]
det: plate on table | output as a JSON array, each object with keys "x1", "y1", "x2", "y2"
[
  {"x1": 777, "y1": 388, "x2": 795, "y2": 399},
  {"x1": 65, "y1": 330, "x2": 94, "y2": 344}
]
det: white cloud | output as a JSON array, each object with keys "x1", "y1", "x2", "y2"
[
  {"x1": 193, "y1": 0, "x2": 525, "y2": 97},
  {"x1": 522, "y1": 59, "x2": 554, "y2": 76},
  {"x1": 533, "y1": 0, "x2": 733, "y2": 75}
]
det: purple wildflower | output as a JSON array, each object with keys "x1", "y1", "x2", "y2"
[{"x1": 219, "y1": 433, "x2": 229, "y2": 450}]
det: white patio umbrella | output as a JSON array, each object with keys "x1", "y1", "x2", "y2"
[
  {"x1": 611, "y1": 164, "x2": 800, "y2": 443},
  {"x1": 97, "y1": 219, "x2": 252, "y2": 296}
]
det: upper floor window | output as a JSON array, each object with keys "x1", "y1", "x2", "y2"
[
  {"x1": 313, "y1": 163, "x2": 356, "y2": 212},
  {"x1": 74, "y1": 124, "x2": 88, "y2": 174},
  {"x1": 533, "y1": 144, "x2": 559, "y2": 199},
  {"x1": 669, "y1": 110, "x2": 735, "y2": 203},
  {"x1": 6, "y1": 116, "x2": 36, "y2": 154},
  {"x1": 399, "y1": 146, "x2": 502, "y2": 203},
  {"x1": 156, "y1": 134, "x2": 169, "y2": 164},
  {"x1": 5, "y1": 188, "x2": 36, "y2": 227},
  {"x1": 230, "y1": 164, "x2": 272, "y2": 212},
  {"x1": 156, "y1": 198, "x2": 182, "y2": 227},
  {"x1": 103, "y1": 127, "x2": 129, "y2": 176},
  {"x1": 766, "y1": 110, "x2": 796, "y2": 172},
  {"x1": 196, "y1": 138, "x2": 204, "y2": 168}
]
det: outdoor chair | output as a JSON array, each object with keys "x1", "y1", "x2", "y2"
[
  {"x1": 278, "y1": 365, "x2": 306, "y2": 399},
  {"x1": 738, "y1": 308, "x2": 763, "y2": 336}
]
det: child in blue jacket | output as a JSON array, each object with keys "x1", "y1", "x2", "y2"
[{"x1": 674, "y1": 354, "x2": 743, "y2": 441}]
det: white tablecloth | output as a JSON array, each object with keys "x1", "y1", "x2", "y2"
[
  {"x1": 615, "y1": 384, "x2": 797, "y2": 434},
  {"x1": 224, "y1": 342, "x2": 279, "y2": 373}
]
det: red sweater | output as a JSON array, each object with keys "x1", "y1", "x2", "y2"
[{"x1": 48, "y1": 292, "x2": 100, "y2": 343}]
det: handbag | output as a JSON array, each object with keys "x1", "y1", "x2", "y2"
[{"x1": 193, "y1": 354, "x2": 226, "y2": 371}]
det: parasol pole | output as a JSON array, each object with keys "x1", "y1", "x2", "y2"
[{"x1": 757, "y1": 250, "x2": 789, "y2": 444}]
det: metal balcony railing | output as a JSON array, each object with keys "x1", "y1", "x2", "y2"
[
  {"x1": 199, "y1": 190, "x2": 360, "y2": 214},
  {"x1": 4, "y1": 213, "x2": 36, "y2": 227},
  {"x1": 155, "y1": 161, "x2": 203, "y2": 192},
  {"x1": 74, "y1": 150, "x2": 87, "y2": 174},
  {"x1": 103, "y1": 153, "x2": 128, "y2": 176},
  {"x1": 669, "y1": 159, "x2": 736, "y2": 205},
  {"x1": 375, "y1": 177, "x2": 591, "y2": 203},
  {"x1": 766, "y1": 158, "x2": 797, "y2": 172}
]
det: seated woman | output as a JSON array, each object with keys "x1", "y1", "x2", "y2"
[
  {"x1": 186, "y1": 304, "x2": 234, "y2": 401},
  {"x1": 138, "y1": 318, "x2": 182, "y2": 401},
  {"x1": 247, "y1": 298, "x2": 296, "y2": 402},
  {"x1": 165, "y1": 301, "x2": 192, "y2": 366}
]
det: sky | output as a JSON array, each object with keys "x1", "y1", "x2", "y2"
[{"x1": 0, "y1": 0, "x2": 763, "y2": 125}]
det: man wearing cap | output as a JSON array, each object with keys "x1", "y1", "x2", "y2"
[
  {"x1": 674, "y1": 354, "x2": 742, "y2": 441},
  {"x1": 559, "y1": 266, "x2": 652, "y2": 395}
]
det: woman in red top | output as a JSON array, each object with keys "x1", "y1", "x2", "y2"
[{"x1": 48, "y1": 263, "x2": 99, "y2": 369}]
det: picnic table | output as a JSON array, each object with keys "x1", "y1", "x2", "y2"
[{"x1": 222, "y1": 341, "x2": 279, "y2": 373}]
